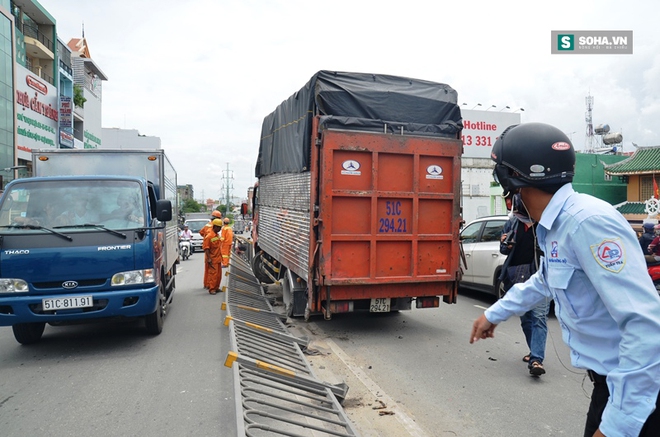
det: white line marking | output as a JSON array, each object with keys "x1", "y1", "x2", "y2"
[
  {"x1": 322, "y1": 335, "x2": 430, "y2": 437},
  {"x1": 474, "y1": 305, "x2": 489, "y2": 310}
]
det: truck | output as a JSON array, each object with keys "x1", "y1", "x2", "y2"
[
  {"x1": 0, "y1": 149, "x2": 178, "y2": 344},
  {"x1": 250, "y1": 71, "x2": 463, "y2": 320}
]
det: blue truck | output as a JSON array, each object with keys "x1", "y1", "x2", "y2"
[{"x1": 0, "y1": 149, "x2": 178, "y2": 344}]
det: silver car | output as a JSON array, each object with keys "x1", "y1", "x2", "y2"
[
  {"x1": 460, "y1": 215, "x2": 509, "y2": 296},
  {"x1": 184, "y1": 219, "x2": 209, "y2": 253}
]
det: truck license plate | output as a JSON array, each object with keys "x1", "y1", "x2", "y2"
[
  {"x1": 42, "y1": 296, "x2": 93, "y2": 311},
  {"x1": 370, "y1": 298, "x2": 390, "y2": 312}
]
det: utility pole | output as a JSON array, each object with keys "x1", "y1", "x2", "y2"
[{"x1": 222, "y1": 163, "x2": 234, "y2": 215}]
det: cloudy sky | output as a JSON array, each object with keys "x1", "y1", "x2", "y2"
[{"x1": 39, "y1": 0, "x2": 660, "y2": 203}]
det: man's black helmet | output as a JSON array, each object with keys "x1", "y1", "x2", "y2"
[{"x1": 491, "y1": 122, "x2": 575, "y2": 195}]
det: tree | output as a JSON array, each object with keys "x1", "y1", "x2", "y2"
[
  {"x1": 73, "y1": 85, "x2": 87, "y2": 108},
  {"x1": 182, "y1": 198, "x2": 203, "y2": 213}
]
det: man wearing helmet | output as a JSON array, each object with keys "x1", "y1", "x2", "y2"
[
  {"x1": 470, "y1": 122, "x2": 660, "y2": 437},
  {"x1": 220, "y1": 217, "x2": 234, "y2": 268},
  {"x1": 199, "y1": 210, "x2": 222, "y2": 290},
  {"x1": 202, "y1": 218, "x2": 224, "y2": 294}
]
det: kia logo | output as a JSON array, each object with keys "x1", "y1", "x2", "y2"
[{"x1": 62, "y1": 281, "x2": 78, "y2": 289}]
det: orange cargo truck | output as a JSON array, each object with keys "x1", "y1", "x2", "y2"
[{"x1": 250, "y1": 71, "x2": 463, "y2": 320}]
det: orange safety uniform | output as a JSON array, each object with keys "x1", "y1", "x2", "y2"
[
  {"x1": 199, "y1": 222, "x2": 213, "y2": 288},
  {"x1": 220, "y1": 224, "x2": 234, "y2": 267},
  {"x1": 203, "y1": 227, "x2": 223, "y2": 293},
  {"x1": 199, "y1": 213, "x2": 221, "y2": 288}
]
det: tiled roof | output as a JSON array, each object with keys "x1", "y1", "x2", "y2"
[
  {"x1": 604, "y1": 146, "x2": 660, "y2": 175},
  {"x1": 616, "y1": 202, "x2": 647, "y2": 215}
]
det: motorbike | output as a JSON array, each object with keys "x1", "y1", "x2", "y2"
[
  {"x1": 648, "y1": 261, "x2": 660, "y2": 295},
  {"x1": 179, "y1": 238, "x2": 191, "y2": 261}
]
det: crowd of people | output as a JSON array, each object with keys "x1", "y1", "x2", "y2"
[{"x1": 181, "y1": 210, "x2": 234, "y2": 295}]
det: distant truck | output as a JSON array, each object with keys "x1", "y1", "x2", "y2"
[
  {"x1": 0, "y1": 149, "x2": 178, "y2": 344},
  {"x1": 185, "y1": 212, "x2": 211, "y2": 221},
  {"x1": 249, "y1": 71, "x2": 463, "y2": 320}
]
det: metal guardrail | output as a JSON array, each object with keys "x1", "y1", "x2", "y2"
[{"x1": 222, "y1": 252, "x2": 359, "y2": 437}]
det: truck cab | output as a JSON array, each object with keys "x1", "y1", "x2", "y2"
[{"x1": 0, "y1": 149, "x2": 177, "y2": 344}]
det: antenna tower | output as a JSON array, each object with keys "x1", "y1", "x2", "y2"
[
  {"x1": 585, "y1": 94, "x2": 595, "y2": 153},
  {"x1": 221, "y1": 163, "x2": 234, "y2": 214}
]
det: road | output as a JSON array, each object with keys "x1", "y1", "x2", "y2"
[
  {"x1": 294, "y1": 288, "x2": 591, "y2": 437},
  {"x1": 0, "y1": 253, "x2": 237, "y2": 437},
  {"x1": 0, "y1": 250, "x2": 592, "y2": 437}
]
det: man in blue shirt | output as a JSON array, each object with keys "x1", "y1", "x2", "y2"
[{"x1": 470, "y1": 122, "x2": 660, "y2": 437}]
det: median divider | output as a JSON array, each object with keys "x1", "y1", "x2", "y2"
[{"x1": 222, "y1": 251, "x2": 359, "y2": 436}]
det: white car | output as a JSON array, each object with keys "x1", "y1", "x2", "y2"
[
  {"x1": 459, "y1": 215, "x2": 510, "y2": 296},
  {"x1": 185, "y1": 219, "x2": 209, "y2": 252}
]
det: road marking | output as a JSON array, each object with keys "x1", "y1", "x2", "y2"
[
  {"x1": 321, "y1": 334, "x2": 430, "y2": 437},
  {"x1": 474, "y1": 305, "x2": 489, "y2": 310}
]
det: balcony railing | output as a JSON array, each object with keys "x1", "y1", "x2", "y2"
[
  {"x1": 59, "y1": 59, "x2": 73, "y2": 77},
  {"x1": 25, "y1": 59, "x2": 54, "y2": 86},
  {"x1": 15, "y1": 21, "x2": 54, "y2": 55}
]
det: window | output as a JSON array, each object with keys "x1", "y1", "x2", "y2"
[
  {"x1": 460, "y1": 222, "x2": 482, "y2": 244},
  {"x1": 641, "y1": 176, "x2": 657, "y2": 200},
  {"x1": 482, "y1": 220, "x2": 506, "y2": 242}
]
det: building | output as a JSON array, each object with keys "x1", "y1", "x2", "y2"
[
  {"x1": 102, "y1": 127, "x2": 161, "y2": 150},
  {"x1": 8, "y1": 0, "x2": 57, "y2": 182},
  {"x1": 604, "y1": 145, "x2": 660, "y2": 230},
  {"x1": 67, "y1": 36, "x2": 107, "y2": 149},
  {"x1": 0, "y1": 0, "x2": 16, "y2": 188},
  {"x1": 57, "y1": 36, "x2": 73, "y2": 148},
  {"x1": 1, "y1": 0, "x2": 108, "y2": 189},
  {"x1": 177, "y1": 184, "x2": 194, "y2": 202}
]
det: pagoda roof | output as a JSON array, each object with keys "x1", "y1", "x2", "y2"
[{"x1": 604, "y1": 146, "x2": 660, "y2": 175}]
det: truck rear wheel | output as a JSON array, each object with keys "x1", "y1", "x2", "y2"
[
  {"x1": 251, "y1": 253, "x2": 272, "y2": 284},
  {"x1": 145, "y1": 282, "x2": 165, "y2": 335},
  {"x1": 12, "y1": 322, "x2": 46, "y2": 345}
]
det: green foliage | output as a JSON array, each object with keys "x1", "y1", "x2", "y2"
[
  {"x1": 182, "y1": 198, "x2": 203, "y2": 213},
  {"x1": 73, "y1": 85, "x2": 87, "y2": 107}
]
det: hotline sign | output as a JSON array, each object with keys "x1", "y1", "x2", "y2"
[{"x1": 591, "y1": 238, "x2": 625, "y2": 273}]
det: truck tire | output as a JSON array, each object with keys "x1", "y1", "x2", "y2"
[
  {"x1": 12, "y1": 322, "x2": 46, "y2": 345},
  {"x1": 251, "y1": 253, "x2": 272, "y2": 284},
  {"x1": 145, "y1": 282, "x2": 165, "y2": 335}
]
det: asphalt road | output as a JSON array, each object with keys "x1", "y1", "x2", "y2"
[
  {"x1": 0, "y1": 252, "x2": 593, "y2": 437},
  {"x1": 294, "y1": 288, "x2": 591, "y2": 437},
  {"x1": 0, "y1": 253, "x2": 236, "y2": 437}
]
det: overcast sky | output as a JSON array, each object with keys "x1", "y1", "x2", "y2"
[{"x1": 39, "y1": 0, "x2": 660, "y2": 203}]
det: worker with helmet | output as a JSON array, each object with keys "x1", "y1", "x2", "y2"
[
  {"x1": 219, "y1": 217, "x2": 234, "y2": 292},
  {"x1": 470, "y1": 122, "x2": 660, "y2": 437},
  {"x1": 202, "y1": 218, "x2": 223, "y2": 294},
  {"x1": 220, "y1": 217, "x2": 234, "y2": 267},
  {"x1": 199, "y1": 210, "x2": 222, "y2": 290}
]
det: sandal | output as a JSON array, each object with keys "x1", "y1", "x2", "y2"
[
  {"x1": 522, "y1": 354, "x2": 531, "y2": 363},
  {"x1": 529, "y1": 361, "x2": 546, "y2": 376}
]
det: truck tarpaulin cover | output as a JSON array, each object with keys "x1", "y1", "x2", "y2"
[{"x1": 255, "y1": 70, "x2": 463, "y2": 177}]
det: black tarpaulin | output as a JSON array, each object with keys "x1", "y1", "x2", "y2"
[{"x1": 255, "y1": 71, "x2": 462, "y2": 178}]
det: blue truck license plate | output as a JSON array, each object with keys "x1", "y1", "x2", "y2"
[{"x1": 42, "y1": 296, "x2": 93, "y2": 311}]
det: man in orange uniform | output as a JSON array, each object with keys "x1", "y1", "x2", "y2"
[
  {"x1": 220, "y1": 217, "x2": 234, "y2": 268},
  {"x1": 199, "y1": 210, "x2": 222, "y2": 290},
  {"x1": 203, "y1": 218, "x2": 223, "y2": 295}
]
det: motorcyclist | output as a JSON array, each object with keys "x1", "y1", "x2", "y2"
[
  {"x1": 180, "y1": 224, "x2": 193, "y2": 240},
  {"x1": 179, "y1": 224, "x2": 193, "y2": 259}
]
